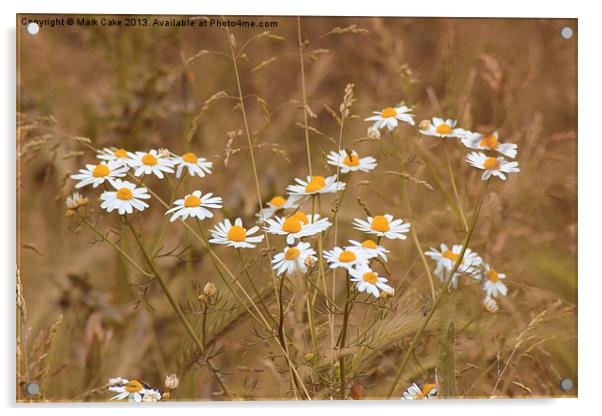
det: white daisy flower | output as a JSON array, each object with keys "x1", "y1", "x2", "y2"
[
  {"x1": 365, "y1": 105, "x2": 415, "y2": 131},
  {"x1": 108, "y1": 378, "x2": 159, "y2": 403},
  {"x1": 141, "y1": 389, "x2": 162, "y2": 402},
  {"x1": 209, "y1": 218, "x2": 264, "y2": 249},
  {"x1": 348, "y1": 263, "x2": 393, "y2": 298},
  {"x1": 323, "y1": 246, "x2": 369, "y2": 271},
  {"x1": 272, "y1": 242, "x2": 317, "y2": 276},
  {"x1": 481, "y1": 264, "x2": 508, "y2": 298},
  {"x1": 100, "y1": 180, "x2": 151, "y2": 215},
  {"x1": 264, "y1": 211, "x2": 331, "y2": 245},
  {"x1": 172, "y1": 151, "x2": 213, "y2": 178},
  {"x1": 165, "y1": 190, "x2": 222, "y2": 222},
  {"x1": 347, "y1": 239, "x2": 390, "y2": 262},
  {"x1": 97, "y1": 147, "x2": 135, "y2": 167},
  {"x1": 326, "y1": 150, "x2": 377, "y2": 173},
  {"x1": 419, "y1": 117, "x2": 466, "y2": 138},
  {"x1": 424, "y1": 243, "x2": 483, "y2": 288},
  {"x1": 256, "y1": 194, "x2": 303, "y2": 223},
  {"x1": 70, "y1": 160, "x2": 127, "y2": 189},
  {"x1": 460, "y1": 131, "x2": 518, "y2": 159},
  {"x1": 352, "y1": 214, "x2": 410, "y2": 240},
  {"x1": 466, "y1": 152, "x2": 520, "y2": 181},
  {"x1": 65, "y1": 192, "x2": 89, "y2": 210},
  {"x1": 402, "y1": 383, "x2": 438, "y2": 400},
  {"x1": 286, "y1": 175, "x2": 345, "y2": 196},
  {"x1": 130, "y1": 149, "x2": 175, "y2": 179}
]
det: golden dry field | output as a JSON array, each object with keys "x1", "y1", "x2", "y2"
[{"x1": 16, "y1": 15, "x2": 577, "y2": 402}]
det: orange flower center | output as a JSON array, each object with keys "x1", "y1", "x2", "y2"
[
  {"x1": 381, "y1": 107, "x2": 397, "y2": 118},
  {"x1": 184, "y1": 194, "x2": 201, "y2": 207},
  {"x1": 270, "y1": 196, "x2": 286, "y2": 207},
  {"x1": 182, "y1": 152, "x2": 198, "y2": 163},
  {"x1": 282, "y1": 217, "x2": 302, "y2": 233},
  {"x1": 371, "y1": 215, "x2": 390, "y2": 232},
  {"x1": 285, "y1": 247, "x2": 301, "y2": 260},
  {"x1": 125, "y1": 379, "x2": 143, "y2": 393},
  {"x1": 92, "y1": 164, "x2": 110, "y2": 177},
  {"x1": 142, "y1": 154, "x2": 158, "y2": 166},
  {"x1": 292, "y1": 211, "x2": 309, "y2": 224},
  {"x1": 114, "y1": 148, "x2": 128, "y2": 158},
  {"x1": 338, "y1": 250, "x2": 357, "y2": 263},
  {"x1": 422, "y1": 384, "x2": 437, "y2": 396},
  {"x1": 116, "y1": 188, "x2": 133, "y2": 200},
  {"x1": 305, "y1": 176, "x2": 326, "y2": 193},
  {"x1": 227, "y1": 225, "x2": 247, "y2": 242},
  {"x1": 479, "y1": 134, "x2": 499, "y2": 149},
  {"x1": 442, "y1": 250, "x2": 461, "y2": 263},
  {"x1": 436, "y1": 124, "x2": 453, "y2": 135},
  {"x1": 486, "y1": 269, "x2": 500, "y2": 283},
  {"x1": 361, "y1": 240, "x2": 378, "y2": 249},
  {"x1": 483, "y1": 157, "x2": 501, "y2": 170},
  {"x1": 343, "y1": 154, "x2": 360, "y2": 167},
  {"x1": 362, "y1": 272, "x2": 379, "y2": 284}
]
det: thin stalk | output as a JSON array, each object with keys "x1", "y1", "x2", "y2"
[
  {"x1": 444, "y1": 141, "x2": 468, "y2": 232},
  {"x1": 338, "y1": 273, "x2": 352, "y2": 399},
  {"x1": 236, "y1": 248, "x2": 274, "y2": 322},
  {"x1": 297, "y1": 16, "x2": 313, "y2": 176}
]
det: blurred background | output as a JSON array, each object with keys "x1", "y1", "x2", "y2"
[{"x1": 17, "y1": 15, "x2": 576, "y2": 401}]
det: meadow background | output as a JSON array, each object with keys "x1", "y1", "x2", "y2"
[{"x1": 16, "y1": 16, "x2": 577, "y2": 401}]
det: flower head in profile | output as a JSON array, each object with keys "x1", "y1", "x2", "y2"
[
  {"x1": 327, "y1": 150, "x2": 377, "y2": 173},
  {"x1": 97, "y1": 147, "x2": 134, "y2": 167},
  {"x1": 347, "y1": 239, "x2": 390, "y2": 262},
  {"x1": 165, "y1": 190, "x2": 222, "y2": 222},
  {"x1": 483, "y1": 296, "x2": 499, "y2": 313},
  {"x1": 264, "y1": 211, "x2": 331, "y2": 244},
  {"x1": 209, "y1": 218, "x2": 264, "y2": 249},
  {"x1": 348, "y1": 263, "x2": 393, "y2": 298},
  {"x1": 481, "y1": 263, "x2": 508, "y2": 298},
  {"x1": 172, "y1": 151, "x2": 212, "y2": 178},
  {"x1": 100, "y1": 179, "x2": 151, "y2": 215},
  {"x1": 256, "y1": 195, "x2": 302, "y2": 223},
  {"x1": 425, "y1": 243, "x2": 482, "y2": 288},
  {"x1": 272, "y1": 242, "x2": 317, "y2": 276},
  {"x1": 65, "y1": 192, "x2": 89, "y2": 211},
  {"x1": 419, "y1": 117, "x2": 465, "y2": 138},
  {"x1": 323, "y1": 246, "x2": 369, "y2": 271},
  {"x1": 466, "y1": 152, "x2": 520, "y2": 181},
  {"x1": 70, "y1": 160, "x2": 127, "y2": 189},
  {"x1": 402, "y1": 382, "x2": 438, "y2": 400},
  {"x1": 108, "y1": 378, "x2": 162, "y2": 403},
  {"x1": 352, "y1": 214, "x2": 410, "y2": 240},
  {"x1": 287, "y1": 175, "x2": 345, "y2": 196},
  {"x1": 460, "y1": 131, "x2": 518, "y2": 159},
  {"x1": 365, "y1": 105, "x2": 415, "y2": 131},
  {"x1": 130, "y1": 149, "x2": 175, "y2": 179}
]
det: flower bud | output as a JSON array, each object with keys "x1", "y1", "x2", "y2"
[
  {"x1": 164, "y1": 373, "x2": 179, "y2": 390},
  {"x1": 203, "y1": 282, "x2": 217, "y2": 298}
]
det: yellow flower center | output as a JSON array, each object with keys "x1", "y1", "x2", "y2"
[
  {"x1": 305, "y1": 176, "x2": 326, "y2": 193},
  {"x1": 361, "y1": 240, "x2": 378, "y2": 249},
  {"x1": 338, "y1": 250, "x2": 356, "y2": 263},
  {"x1": 483, "y1": 157, "x2": 501, "y2": 170},
  {"x1": 371, "y1": 215, "x2": 390, "y2": 232},
  {"x1": 343, "y1": 154, "x2": 360, "y2": 167},
  {"x1": 422, "y1": 384, "x2": 437, "y2": 396},
  {"x1": 282, "y1": 217, "x2": 302, "y2": 233},
  {"x1": 92, "y1": 164, "x2": 110, "y2": 177},
  {"x1": 436, "y1": 123, "x2": 453, "y2": 135},
  {"x1": 114, "y1": 148, "x2": 128, "y2": 158},
  {"x1": 184, "y1": 194, "x2": 201, "y2": 208},
  {"x1": 182, "y1": 152, "x2": 198, "y2": 163},
  {"x1": 381, "y1": 107, "x2": 397, "y2": 118},
  {"x1": 362, "y1": 272, "x2": 379, "y2": 284},
  {"x1": 125, "y1": 379, "x2": 143, "y2": 393},
  {"x1": 479, "y1": 134, "x2": 499, "y2": 149},
  {"x1": 442, "y1": 250, "x2": 461, "y2": 263},
  {"x1": 142, "y1": 154, "x2": 158, "y2": 166},
  {"x1": 486, "y1": 269, "x2": 500, "y2": 283},
  {"x1": 270, "y1": 196, "x2": 286, "y2": 207},
  {"x1": 285, "y1": 247, "x2": 301, "y2": 260},
  {"x1": 292, "y1": 211, "x2": 309, "y2": 224},
  {"x1": 116, "y1": 188, "x2": 133, "y2": 201},
  {"x1": 227, "y1": 225, "x2": 247, "y2": 242}
]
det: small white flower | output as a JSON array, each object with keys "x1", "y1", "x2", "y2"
[
  {"x1": 172, "y1": 151, "x2": 213, "y2": 178},
  {"x1": 272, "y1": 242, "x2": 317, "y2": 276},
  {"x1": 348, "y1": 263, "x2": 393, "y2": 298},
  {"x1": 483, "y1": 296, "x2": 499, "y2": 313},
  {"x1": 460, "y1": 131, "x2": 517, "y2": 158},
  {"x1": 108, "y1": 377, "x2": 129, "y2": 387},
  {"x1": 70, "y1": 160, "x2": 127, "y2": 189},
  {"x1": 209, "y1": 218, "x2": 264, "y2": 249},
  {"x1": 65, "y1": 192, "x2": 88, "y2": 210},
  {"x1": 466, "y1": 152, "x2": 520, "y2": 181},
  {"x1": 425, "y1": 243, "x2": 483, "y2": 288},
  {"x1": 346, "y1": 239, "x2": 390, "y2": 262},
  {"x1": 481, "y1": 263, "x2": 508, "y2": 298},
  {"x1": 264, "y1": 211, "x2": 331, "y2": 245},
  {"x1": 108, "y1": 378, "x2": 158, "y2": 403},
  {"x1": 130, "y1": 149, "x2": 175, "y2": 179},
  {"x1": 327, "y1": 150, "x2": 377, "y2": 173},
  {"x1": 165, "y1": 190, "x2": 222, "y2": 222},
  {"x1": 256, "y1": 195, "x2": 303, "y2": 223},
  {"x1": 365, "y1": 105, "x2": 415, "y2": 131},
  {"x1": 352, "y1": 214, "x2": 410, "y2": 240},
  {"x1": 142, "y1": 389, "x2": 162, "y2": 402},
  {"x1": 419, "y1": 117, "x2": 466, "y2": 138},
  {"x1": 100, "y1": 180, "x2": 151, "y2": 215},
  {"x1": 402, "y1": 383, "x2": 438, "y2": 400},
  {"x1": 97, "y1": 147, "x2": 135, "y2": 167},
  {"x1": 323, "y1": 246, "x2": 369, "y2": 271},
  {"x1": 287, "y1": 175, "x2": 345, "y2": 196}
]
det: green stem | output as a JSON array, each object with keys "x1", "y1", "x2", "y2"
[{"x1": 338, "y1": 272, "x2": 352, "y2": 399}]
